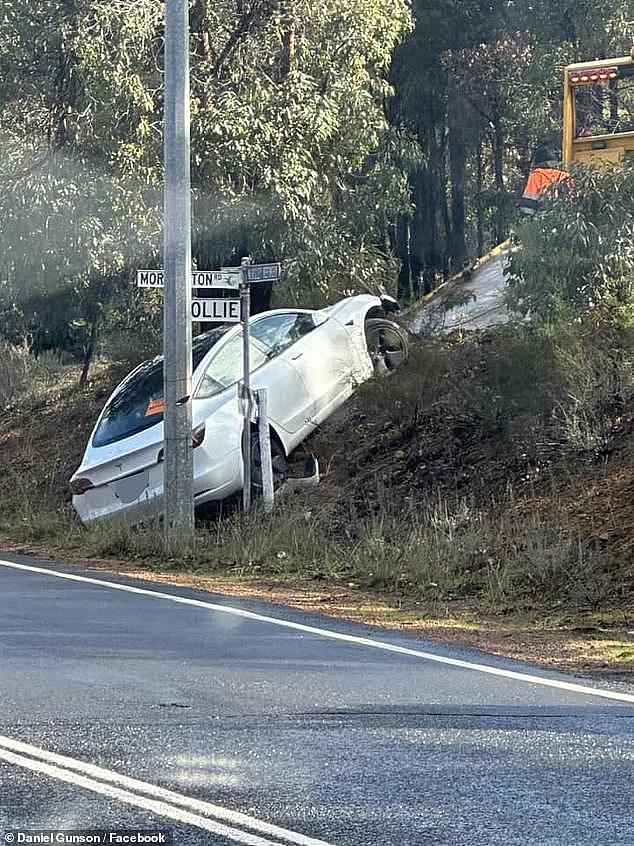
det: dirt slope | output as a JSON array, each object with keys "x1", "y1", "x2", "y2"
[{"x1": 0, "y1": 337, "x2": 632, "y2": 676}]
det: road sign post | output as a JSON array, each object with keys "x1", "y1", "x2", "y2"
[
  {"x1": 163, "y1": 0, "x2": 194, "y2": 549},
  {"x1": 256, "y1": 389, "x2": 275, "y2": 512},
  {"x1": 239, "y1": 258, "x2": 252, "y2": 513}
]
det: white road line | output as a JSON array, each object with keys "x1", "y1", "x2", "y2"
[
  {"x1": 2, "y1": 557, "x2": 634, "y2": 705},
  {"x1": 0, "y1": 747, "x2": 296, "y2": 846},
  {"x1": 0, "y1": 735, "x2": 333, "y2": 846}
]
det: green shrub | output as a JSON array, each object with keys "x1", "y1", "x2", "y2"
[{"x1": 507, "y1": 161, "x2": 634, "y2": 320}]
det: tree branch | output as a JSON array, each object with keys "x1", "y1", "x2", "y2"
[{"x1": 212, "y1": 0, "x2": 277, "y2": 79}]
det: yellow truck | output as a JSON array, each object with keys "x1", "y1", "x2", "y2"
[
  {"x1": 562, "y1": 48, "x2": 634, "y2": 167},
  {"x1": 413, "y1": 48, "x2": 634, "y2": 333}
]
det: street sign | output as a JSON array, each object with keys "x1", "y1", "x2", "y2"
[
  {"x1": 137, "y1": 269, "x2": 241, "y2": 289},
  {"x1": 191, "y1": 298, "x2": 240, "y2": 322},
  {"x1": 137, "y1": 270, "x2": 164, "y2": 288},
  {"x1": 193, "y1": 270, "x2": 241, "y2": 289},
  {"x1": 137, "y1": 265, "x2": 279, "y2": 288},
  {"x1": 243, "y1": 263, "x2": 281, "y2": 283}
]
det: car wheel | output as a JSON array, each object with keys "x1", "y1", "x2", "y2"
[
  {"x1": 250, "y1": 431, "x2": 288, "y2": 494},
  {"x1": 365, "y1": 318, "x2": 409, "y2": 374}
]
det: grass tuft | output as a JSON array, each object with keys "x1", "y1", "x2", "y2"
[{"x1": 0, "y1": 318, "x2": 632, "y2": 624}]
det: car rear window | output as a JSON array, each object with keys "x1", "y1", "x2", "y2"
[{"x1": 92, "y1": 328, "x2": 231, "y2": 447}]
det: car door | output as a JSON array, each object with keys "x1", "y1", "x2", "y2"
[
  {"x1": 250, "y1": 311, "x2": 357, "y2": 432},
  {"x1": 195, "y1": 326, "x2": 312, "y2": 438}
]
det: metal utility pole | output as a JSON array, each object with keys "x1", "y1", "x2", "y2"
[{"x1": 163, "y1": 0, "x2": 194, "y2": 548}]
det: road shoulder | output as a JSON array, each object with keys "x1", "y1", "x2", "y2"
[{"x1": 2, "y1": 533, "x2": 632, "y2": 681}]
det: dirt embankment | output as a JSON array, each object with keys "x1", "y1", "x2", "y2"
[
  {"x1": 0, "y1": 366, "x2": 112, "y2": 524},
  {"x1": 0, "y1": 327, "x2": 633, "y2": 677}
]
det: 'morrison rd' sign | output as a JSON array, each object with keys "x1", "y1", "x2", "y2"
[{"x1": 137, "y1": 269, "x2": 240, "y2": 289}]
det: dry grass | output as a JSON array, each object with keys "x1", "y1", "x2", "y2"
[
  {"x1": 2, "y1": 489, "x2": 627, "y2": 617},
  {"x1": 0, "y1": 321, "x2": 632, "y2": 621}
]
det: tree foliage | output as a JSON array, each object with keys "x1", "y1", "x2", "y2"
[
  {"x1": 507, "y1": 163, "x2": 634, "y2": 320},
  {"x1": 186, "y1": 0, "x2": 413, "y2": 299},
  {"x1": 0, "y1": 0, "x2": 632, "y2": 375},
  {"x1": 0, "y1": 0, "x2": 412, "y2": 373},
  {"x1": 389, "y1": 0, "x2": 634, "y2": 298}
]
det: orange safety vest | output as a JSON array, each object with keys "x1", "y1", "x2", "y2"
[{"x1": 520, "y1": 167, "x2": 570, "y2": 214}]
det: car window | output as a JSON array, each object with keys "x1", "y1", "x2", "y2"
[
  {"x1": 92, "y1": 328, "x2": 231, "y2": 447},
  {"x1": 195, "y1": 333, "x2": 269, "y2": 399},
  {"x1": 250, "y1": 312, "x2": 316, "y2": 358}
]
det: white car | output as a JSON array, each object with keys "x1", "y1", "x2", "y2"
[{"x1": 70, "y1": 294, "x2": 408, "y2": 525}]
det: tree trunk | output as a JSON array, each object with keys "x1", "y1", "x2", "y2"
[
  {"x1": 409, "y1": 166, "x2": 428, "y2": 297},
  {"x1": 50, "y1": 0, "x2": 84, "y2": 150},
  {"x1": 428, "y1": 126, "x2": 446, "y2": 289},
  {"x1": 492, "y1": 116, "x2": 505, "y2": 244},
  {"x1": 79, "y1": 315, "x2": 98, "y2": 388},
  {"x1": 395, "y1": 214, "x2": 411, "y2": 301},
  {"x1": 439, "y1": 128, "x2": 451, "y2": 277},
  {"x1": 195, "y1": 0, "x2": 214, "y2": 109},
  {"x1": 476, "y1": 138, "x2": 484, "y2": 258},
  {"x1": 410, "y1": 123, "x2": 448, "y2": 296},
  {"x1": 448, "y1": 88, "x2": 467, "y2": 273},
  {"x1": 279, "y1": 1, "x2": 296, "y2": 79}
]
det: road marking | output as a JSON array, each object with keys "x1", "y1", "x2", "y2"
[
  {"x1": 0, "y1": 737, "x2": 335, "y2": 846},
  {"x1": 2, "y1": 557, "x2": 634, "y2": 705},
  {"x1": 0, "y1": 747, "x2": 282, "y2": 846}
]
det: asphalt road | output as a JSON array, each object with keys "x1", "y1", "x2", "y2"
[{"x1": 1, "y1": 552, "x2": 633, "y2": 846}]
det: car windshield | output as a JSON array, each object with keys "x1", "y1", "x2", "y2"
[{"x1": 92, "y1": 327, "x2": 231, "y2": 447}]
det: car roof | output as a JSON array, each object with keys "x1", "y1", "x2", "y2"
[{"x1": 115, "y1": 308, "x2": 320, "y2": 391}]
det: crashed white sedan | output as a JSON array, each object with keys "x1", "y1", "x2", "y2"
[{"x1": 70, "y1": 295, "x2": 408, "y2": 525}]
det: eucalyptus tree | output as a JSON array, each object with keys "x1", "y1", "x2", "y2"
[
  {"x1": 0, "y1": 0, "x2": 163, "y2": 379},
  {"x1": 0, "y1": 0, "x2": 413, "y2": 380},
  {"x1": 186, "y1": 0, "x2": 413, "y2": 303},
  {"x1": 389, "y1": 0, "x2": 510, "y2": 297},
  {"x1": 388, "y1": 0, "x2": 634, "y2": 298},
  {"x1": 508, "y1": 163, "x2": 634, "y2": 319}
]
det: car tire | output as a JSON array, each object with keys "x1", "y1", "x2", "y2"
[
  {"x1": 365, "y1": 318, "x2": 409, "y2": 374},
  {"x1": 250, "y1": 431, "x2": 288, "y2": 495}
]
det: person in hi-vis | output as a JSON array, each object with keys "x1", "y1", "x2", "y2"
[{"x1": 519, "y1": 144, "x2": 570, "y2": 215}]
